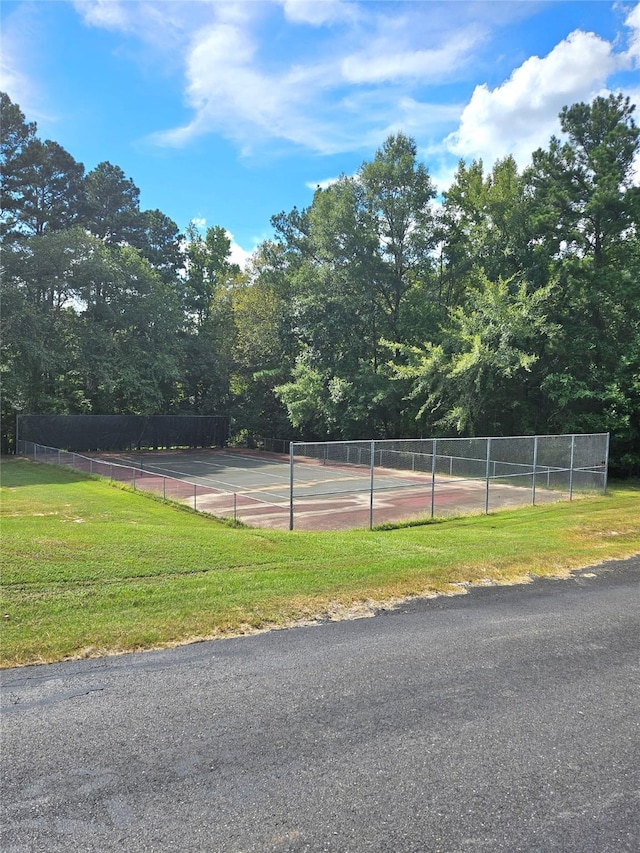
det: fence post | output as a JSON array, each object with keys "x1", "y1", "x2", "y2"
[
  {"x1": 532, "y1": 435, "x2": 538, "y2": 506},
  {"x1": 569, "y1": 434, "x2": 576, "y2": 500},
  {"x1": 603, "y1": 432, "x2": 610, "y2": 495},
  {"x1": 369, "y1": 439, "x2": 375, "y2": 530},
  {"x1": 194, "y1": 483, "x2": 197, "y2": 510},
  {"x1": 485, "y1": 437, "x2": 492, "y2": 514},
  {"x1": 431, "y1": 439, "x2": 437, "y2": 519},
  {"x1": 233, "y1": 493, "x2": 237, "y2": 523},
  {"x1": 289, "y1": 442, "x2": 294, "y2": 531}
]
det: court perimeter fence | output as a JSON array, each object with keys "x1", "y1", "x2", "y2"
[{"x1": 17, "y1": 432, "x2": 609, "y2": 531}]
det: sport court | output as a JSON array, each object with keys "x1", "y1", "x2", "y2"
[{"x1": 94, "y1": 446, "x2": 579, "y2": 531}]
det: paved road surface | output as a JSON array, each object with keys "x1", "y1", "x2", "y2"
[{"x1": 1, "y1": 557, "x2": 639, "y2": 852}]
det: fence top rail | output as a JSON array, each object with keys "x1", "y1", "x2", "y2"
[{"x1": 291, "y1": 432, "x2": 609, "y2": 449}]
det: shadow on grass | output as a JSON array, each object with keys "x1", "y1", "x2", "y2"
[{"x1": 1, "y1": 456, "x2": 92, "y2": 488}]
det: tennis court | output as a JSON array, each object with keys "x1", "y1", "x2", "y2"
[
  {"x1": 20, "y1": 433, "x2": 608, "y2": 530},
  {"x1": 89, "y1": 446, "x2": 579, "y2": 530}
]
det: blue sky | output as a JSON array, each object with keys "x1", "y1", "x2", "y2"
[{"x1": 2, "y1": 0, "x2": 639, "y2": 266}]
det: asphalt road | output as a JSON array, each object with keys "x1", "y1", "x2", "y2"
[{"x1": 1, "y1": 557, "x2": 639, "y2": 853}]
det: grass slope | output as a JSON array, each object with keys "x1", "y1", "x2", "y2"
[{"x1": 1, "y1": 457, "x2": 639, "y2": 667}]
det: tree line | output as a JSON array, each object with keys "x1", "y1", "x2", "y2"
[{"x1": 1, "y1": 91, "x2": 638, "y2": 473}]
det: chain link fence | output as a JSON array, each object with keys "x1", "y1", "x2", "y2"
[
  {"x1": 17, "y1": 433, "x2": 609, "y2": 531},
  {"x1": 288, "y1": 433, "x2": 609, "y2": 529},
  {"x1": 15, "y1": 442, "x2": 283, "y2": 524}
]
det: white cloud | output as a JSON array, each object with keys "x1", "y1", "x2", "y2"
[
  {"x1": 0, "y1": 2, "x2": 51, "y2": 121},
  {"x1": 73, "y1": 0, "x2": 130, "y2": 31},
  {"x1": 0, "y1": 59, "x2": 35, "y2": 116},
  {"x1": 228, "y1": 235, "x2": 252, "y2": 269},
  {"x1": 624, "y1": 2, "x2": 640, "y2": 66},
  {"x1": 60, "y1": 0, "x2": 640, "y2": 170},
  {"x1": 446, "y1": 29, "x2": 621, "y2": 167},
  {"x1": 341, "y1": 32, "x2": 479, "y2": 84},
  {"x1": 280, "y1": 0, "x2": 356, "y2": 26},
  {"x1": 73, "y1": 0, "x2": 213, "y2": 56},
  {"x1": 149, "y1": 2, "x2": 480, "y2": 156},
  {"x1": 168, "y1": 26, "x2": 283, "y2": 142},
  {"x1": 151, "y1": 14, "x2": 350, "y2": 153}
]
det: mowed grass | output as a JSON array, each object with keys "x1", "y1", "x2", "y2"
[{"x1": 1, "y1": 457, "x2": 639, "y2": 668}]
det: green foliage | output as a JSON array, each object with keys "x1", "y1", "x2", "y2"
[
  {"x1": 396, "y1": 273, "x2": 555, "y2": 435},
  {"x1": 1, "y1": 89, "x2": 639, "y2": 470},
  {"x1": 272, "y1": 133, "x2": 439, "y2": 438},
  {"x1": 84, "y1": 161, "x2": 140, "y2": 244}
]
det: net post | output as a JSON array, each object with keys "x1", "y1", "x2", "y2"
[
  {"x1": 484, "y1": 437, "x2": 492, "y2": 514},
  {"x1": 532, "y1": 435, "x2": 538, "y2": 506},
  {"x1": 289, "y1": 442, "x2": 294, "y2": 531},
  {"x1": 369, "y1": 439, "x2": 375, "y2": 530}
]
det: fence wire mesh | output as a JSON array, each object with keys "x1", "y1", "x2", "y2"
[{"x1": 289, "y1": 433, "x2": 609, "y2": 529}]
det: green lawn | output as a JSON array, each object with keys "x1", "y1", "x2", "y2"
[{"x1": 2, "y1": 456, "x2": 639, "y2": 668}]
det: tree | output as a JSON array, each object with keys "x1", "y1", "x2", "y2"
[
  {"x1": 133, "y1": 208, "x2": 184, "y2": 282},
  {"x1": 5, "y1": 138, "x2": 85, "y2": 237},
  {"x1": 438, "y1": 155, "x2": 533, "y2": 304},
  {"x1": 93, "y1": 247, "x2": 184, "y2": 413},
  {"x1": 84, "y1": 161, "x2": 140, "y2": 245},
  {"x1": 230, "y1": 242, "x2": 295, "y2": 440},
  {"x1": 272, "y1": 133, "x2": 439, "y2": 438},
  {"x1": 527, "y1": 94, "x2": 639, "y2": 265},
  {"x1": 180, "y1": 223, "x2": 241, "y2": 413},
  {"x1": 1, "y1": 229, "x2": 103, "y2": 414},
  {"x1": 395, "y1": 273, "x2": 555, "y2": 436},
  {"x1": 0, "y1": 91, "x2": 37, "y2": 239},
  {"x1": 525, "y1": 94, "x2": 640, "y2": 468},
  {"x1": 183, "y1": 223, "x2": 239, "y2": 324},
  {"x1": 359, "y1": 132, "x2": 437, "y2": 340}
]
